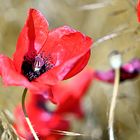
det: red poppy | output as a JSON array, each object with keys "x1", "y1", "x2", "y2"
[
  {"x1": 14, "y1": 95, "x2": 70, "y2": 140},
  {"x1": 95, "y1": 58, "x2": 140, "y2": 84},
  {"x1": 52, "y1": 69, "x2": 94, "y2": 118},
  {"x1": 0, "y1": 8, "x2": 93, "y2": 91},
  {"x1": 14, "y1": 69, "x2": 93, "y2": 139},
  {"x1": 137, "y1": 0, "x2": 140, "y2": 22}
]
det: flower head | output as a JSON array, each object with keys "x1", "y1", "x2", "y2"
[
  {"x1": 137, "y1": 0, "x2": 140, "y2": 22},
  {"x1": 0, "y1": 9, "x2": 93, "y2": 92},
  {"x1": 14, "y1": 92, "x2": 70, "y2": 140},
  {"x1": 52, "y1": 69, "x2": 93, "y2": 117},
  {"x1": 95, "y1": 58, "x2": 140, "y2": 84},
  {"x1": 14, "y1": 69, "x2": 93, "y2": 139}
]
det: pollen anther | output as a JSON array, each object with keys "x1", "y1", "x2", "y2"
[
  {"x1": 22, "y1": 54, "x2": 54, "y2": 81},
  {"x1": 33, "y1": 55, "x2": 45, "y2": 72}
]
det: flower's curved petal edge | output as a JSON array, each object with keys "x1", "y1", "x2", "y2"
[
  {"x1": 67, "y1": 68, "x2": 94, "y2": 97},
  {"x1": 42, "y1": 31, "x2": 92, "y2": 66},
  {"x1": 13, "y1": 8, "x2": 49, "y2": 72},
  {"x1": 0, "y1": 55, "x2": 33, "y2": 88},
  {"x1": 36, "y1": 32, "x2": 93, "y2": 85},
  {"x1": 36, "y1": 51, "x2": 91, "y2": 85},
  {"x1": 38, "y1": 25, "x2": 77, "y2": 53},
  {"x1": 137, "y1": 0, "x2": 140, "y2": 22},
  {"x1": 51, "y1": 69, "x2": 94, "y2": 118},
  {"x1": 52, "y1": 69, "x2": 94, "y2": 103},
  {"x1": 63, "y1": 50, "x2": 90, "y2": 80}
]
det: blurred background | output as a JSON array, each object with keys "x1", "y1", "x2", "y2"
[{"x1": 0, "y1": 0, "x2": 140, "y2": 140}]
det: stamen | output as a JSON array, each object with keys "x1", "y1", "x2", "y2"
[
  {"x1": 22, "y1": 54, "x2": 54, "y2": 81},
  {"x1": 33, "y1": 54, "x2": 44, "y2": 72}
]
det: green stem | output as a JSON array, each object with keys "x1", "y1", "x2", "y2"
[{"x1": 22, "y1": 88, "x2": 39, "y2": 140}]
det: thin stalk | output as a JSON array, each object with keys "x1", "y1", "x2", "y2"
[
  {"x1": 108, "y1": 68, "x2": 120, "y2": 140},
  {"x1": 22, "y1": 88, "x2": 39, "y2": 140}
]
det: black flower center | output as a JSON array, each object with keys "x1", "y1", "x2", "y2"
[{"x1": 22, "y1": 54, "x2": 54, "y2": 81}]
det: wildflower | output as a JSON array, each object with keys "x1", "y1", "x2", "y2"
[
  {"x1": 14, "y1": 69, "x2": 93, "y2": 139},
  {"x1": 52, "y1": 69, "x2": 93, "y2": 117},
  {"x1": 0, "y1": 9, "x2": 93, "y2": 91},
  {"x1": 14, "y1": 102, "x2": 69, "y2": 140},
  {"x1": 95, "y1": 58, "x2": 140, "y2": 84},
  {"x1": 137, "y1": 0, "x2": 140, "y2": 22}
]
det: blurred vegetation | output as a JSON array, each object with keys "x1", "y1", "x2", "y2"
[{"x1": 0, "y1": 0, "x2": 140, "y2": 140}]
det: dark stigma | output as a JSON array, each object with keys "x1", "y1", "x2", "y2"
[{"x1": 22, "y1": 55, "x2": 53, "y2": 81}]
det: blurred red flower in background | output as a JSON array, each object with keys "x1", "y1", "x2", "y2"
[
  {"x1": 137, "y1": 0, "x2": 140, "y2": 22},
  {"x1": 52, "y1": 69, "x2": 93, "y2": 118},
  {"x1": 95, "y1": 58, "x2": 140, "y2": 84},
  {"x1": 0, "y1": 8, "x2": 93, "y2": 92},
  {"x1": 14, "y1": 69, "x2": 93, "y2": 140},
  {"x1": 14, "y1": 100, "x2": 70, "y2": 140}
]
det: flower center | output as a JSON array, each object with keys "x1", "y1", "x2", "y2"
[
  {"x1": 22, "y1": 54, "x2": 54, "y2": 81},
  {"x1": 37, "y1": 99, "x2": 57, "y2": 113}
]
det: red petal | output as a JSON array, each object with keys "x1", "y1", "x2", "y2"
[
  {"x1": 95, "y1": 58, "x2": 140, "y2": 84},
  {"x1": 14, "y1": 100, "x2": 70, "y2": 138},
  {"x1": 52, "y1": 69, "x2": 93, "y2": 117},
  {"x1": 42, "y1": 31, "x2": 92, "y2": 65},
  {"x1": 36, "y1": 32, "x2": 93, "y2": 85},
  {"x1": 13, "y1": 8, "x2": 49, "y2": 72},
  {"x1": 63, "y1": 50, "x2": 90, "y2": 79},
  {"x1": 67, "y1": 69, "x2": 94, "y2": 96},
  {"x1": 137, "y1": 0, "x2": 140, "y2": 22},
  {"x1": 0, "y1": 55, "x2": 32, "y2": 87},
  {"x1": 38, "y1": 26, "x2": 76, "y2": 53}
]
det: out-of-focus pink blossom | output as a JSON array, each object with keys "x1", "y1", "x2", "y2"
[{"x1": 95, "y1": 58, "x2": 140, "y2": 84}]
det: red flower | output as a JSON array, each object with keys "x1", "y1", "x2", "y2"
[
  {"x1": 0, "y1": 9, "x2": 93, "y2": 91},
  {"x1": 14, "y1": 69, "x2": 93, "y2": 139},
  {"x1": 52, "y1": 69, "x2": 93, "y2": 118},
  {"x1": 137, "y1": 0, "x2": 140, "y2": 22},
  {"x1": 14, "y1": 95, "x2": 70, "y2": 140},
  {"x1": 95, "y1": 58, "x2": 140, "y2": 84}
]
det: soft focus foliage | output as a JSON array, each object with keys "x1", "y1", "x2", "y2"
[{"x1": 0, "y1": 0, "x2": 140, "y2": 140}]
